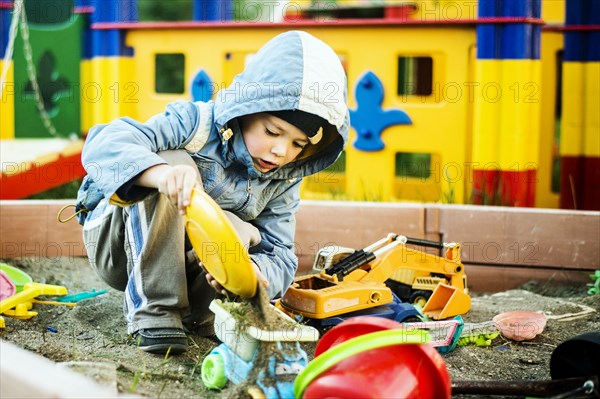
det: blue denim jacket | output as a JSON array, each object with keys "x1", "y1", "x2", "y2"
[{"x1": 77, "y1": 31, "x2": 350, "y2": 298}]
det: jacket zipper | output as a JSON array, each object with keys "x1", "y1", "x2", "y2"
[
  {"x1": 207, "y1": 164, "x2": 246, "y2": 200},
  {"x1": 233, "y1": 179, "x2": 252, "y2": 212}
]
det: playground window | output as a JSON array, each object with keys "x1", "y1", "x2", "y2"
[
  {"x1": 393, "y1": 152, "x2": 443, "y2": 203},
  {"x1": 395, "y1": 152, "x2": 432, "y2": 179},
  {"x1": 397, "y1": 56, "x2": 433, "y2": 96},
  {"x1": 155, "y1": 54, "x2": 185, "y2": 94}
]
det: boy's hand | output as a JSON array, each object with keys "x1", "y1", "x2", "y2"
[
  {"x1": 251, "y1": 261, "x2": 270, "y2": 289},
  {"x1": 205, "y1": 261, "x2": 269, "y2": 296},
  {"x1": 136, "y1": 164, "x2": 200, "y2": 214},
  {"x1": 156, "y1": 165, "x2": 199, "y2": 214},
  {"x1": 223, "y1": 211, "x2": 262, "y2": 248}
]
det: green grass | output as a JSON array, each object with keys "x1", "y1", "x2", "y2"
[
  {"x1": 26, "y1": 179, "x2": 81, "y2": 200},
  {"x1": 588, "y1": 270, "x2": 600, "y2": 295}
]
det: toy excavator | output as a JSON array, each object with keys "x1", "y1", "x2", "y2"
[{"x1": 280, "y1": 234, "x2": 471, "y2": 321}]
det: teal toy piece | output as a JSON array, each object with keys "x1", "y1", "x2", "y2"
[
  {"x1": 54, "y1": 289, "x2": 108, "y2": 303},
  {"x1": 350, "y1": 71, "x2": 412, "y2": 152}
]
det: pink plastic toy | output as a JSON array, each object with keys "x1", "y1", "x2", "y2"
[
  {"x1": 0, "y1": 270, "x2": 16, "y2": 300},
  {"x1": 493, "y1": 311, "x2": 547, "y2": 341}
]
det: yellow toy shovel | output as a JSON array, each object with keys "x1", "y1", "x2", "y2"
[{"x1": 184, "y1": 188, "x2": 257, "y2": 298}]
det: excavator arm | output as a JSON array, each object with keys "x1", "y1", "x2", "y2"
[
  {"x1": 358, "y1": 242, "x2": 465, "y2": 290},
  {"x1": 323, "y1": 234, "x2": 471, "y2": 319}
]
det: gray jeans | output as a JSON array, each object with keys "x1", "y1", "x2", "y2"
[{"x1": 82, "y1": 150, "x2": 259, "y2": 335}]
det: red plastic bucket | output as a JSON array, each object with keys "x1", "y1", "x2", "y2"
[
  {"x1": 315, "y1": 316, "x2": 400, "y2": 356},
  {"x1": 297, "y1": 317, "x2": 451, "y2": 399},
  {"x1": 305, "y1": 342, "x2": 449, "y2": 398}
]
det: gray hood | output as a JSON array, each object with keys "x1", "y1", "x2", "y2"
[{"x1": 213, "y1": 30, "x2": 349, "y2": 180}]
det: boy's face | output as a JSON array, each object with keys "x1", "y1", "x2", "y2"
[{"x1": 241, "y1": 113, "x2": 309, "y2": 173}]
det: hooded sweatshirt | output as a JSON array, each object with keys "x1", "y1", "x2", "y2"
[{"x1": 77, "y1": 30, "x2": 350, "y2": 297}]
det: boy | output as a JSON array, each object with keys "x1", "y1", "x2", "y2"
[{"x1": 76, "y1": 30, "x2": 349, "y2": 354}]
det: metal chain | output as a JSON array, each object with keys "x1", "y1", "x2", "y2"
[
  {"x1": 18, "y1": 0, "x2": 62, "y2": 138},
  {"x1": 0, "y1": 0, "x2": 21, "y2": 98}
]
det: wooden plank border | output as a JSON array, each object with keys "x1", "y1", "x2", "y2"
[
  {"x1": 0, "y1": 200, "x2": 87, "y2": 260},
  {"x1": 1, "y1": 200, "x2": 598, "y2": 292}
]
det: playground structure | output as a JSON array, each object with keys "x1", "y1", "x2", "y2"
[{"x1": 0, "y1": 0, "x2": 598, "y2": 210}]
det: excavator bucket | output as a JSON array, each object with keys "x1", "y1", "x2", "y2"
[{"x1": 422, "y1": 283, "x2": 471, "y2": 320}]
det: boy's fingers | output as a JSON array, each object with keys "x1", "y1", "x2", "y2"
[
  {"x1": 251, "y1": 263, "x2": 269, "y2": 288},
  {"x1": 262, "y1": 276, "x2": 269, "y2": 288},
  {"x1": 255, "y1": 269, "x2": 269, "y2": 287},
  {"x1": 205, "y1": 272, "x2": 226, "y2": 294},
  {"x1": 258, "y1": 275, "x2": 269, "y2": 288},
  {"x1": 177, "y1": 187, "x2": 185, "y2": 214},
  {"x1": 173, "y1": 172, "x2": 184, "y2": 211},
  {"x1": 167, "y1": 178, "x2": 178, "y2": 206},
  {"x1": 182, "y1": 173, "x2": 196, "y2": 208},
  {"x1": 171, "y1": 168, "x2": 196, "y2": 214},
  {"x1": 164, "y1": 174, "x2": 177, "y2": 205}
]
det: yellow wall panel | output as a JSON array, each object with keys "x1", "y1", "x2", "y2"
[
  {"x1": 536, "y1": 31, "x2": 562, "y2": 208},
  {"x1": 583, "y1": 62, "x2": 599, "y2": 157},
  {"x1": 560, "y1": 62, "x2": 584, "y2": 156},
  {"x1": 472, "y1": 60, "x2": 501, "y2": 165},
  {"x1": 473, "y1": 60, "x2": 541, "y2": 170},
  {"x1": 0, "y1": 61, "x2": 14, "y2": 139},
  {"x1": 497, "y1": 60, "x2": 541, "y2": 168},
  {"x1": 87, "y1": 57, "x2": 137, "y2": 127},
  {"x1": 541, "y1": 0, "x2": 565, "y2": 24},
  {"x1": 80, "y1": 59, "x2": 92, "y2": 134}
]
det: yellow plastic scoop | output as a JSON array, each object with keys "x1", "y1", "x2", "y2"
[
  {"x1": 0, "y1": 282, "x2": 69, "y2": 328},
  {"x1": 185, "y1": 188, "x2": 257, "y2": 298}
]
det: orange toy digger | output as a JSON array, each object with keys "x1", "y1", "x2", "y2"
[{"x1": 280, "y1": 234, "x2": 471, "y2": 321}]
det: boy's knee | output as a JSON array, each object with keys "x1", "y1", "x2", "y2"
[{"x1": 83, "y1": 242, "x2": 128, "y2": 290}]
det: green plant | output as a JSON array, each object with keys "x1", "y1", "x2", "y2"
[
  {"x1": 128, "y1": 342, "x2": 174, "y2": 393},
  {"x1": 587, "y1": 270, "x2": 600, "y2": 295},
  {"x1": 359, "y1": 179, "x2": 384, "y2": 202},
  {"x1": 26, "y1": 179, "x2": 81, "y2": 199},
  {"x1": 129, "y1": 369, "x2": 142, "y2": 393},
  {"x1": 442, "y1": 182, "x2": 455, "y2": 204}
]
